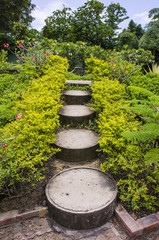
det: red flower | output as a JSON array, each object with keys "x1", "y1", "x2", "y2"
[
  {"x1": 3, "y1": 144, "x2": 7, "y2": 147},
  {"x1": 46, "y1": 52, "x2": 49, "y2": 56}
]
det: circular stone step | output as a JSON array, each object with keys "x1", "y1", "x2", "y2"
[
  {"x1": 46, "y1": 167, "x2": 117, "y2": 230},
  {"x1": 66, "y1": 80, "x2": 92, "y2": 85},
  {"x1": 63, "y1": 90, "x2": 91, "y2": 105},
  {"x1": 54, "y1": 129, "x2": 99, "y2": 162},
  {"x1": 59, "y1": 105, "x2": 95, "y2": 126}
]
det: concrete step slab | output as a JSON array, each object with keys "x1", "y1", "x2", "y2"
[
  {"x1": 46, "y1": 167, "x2": 117, "y2": 230},
  {"x1": 59, "y1": 105, "x2": 95, "y2": 126},
  {"x1": 54, "y1": 129, "x2": 99, "y2": 162},
  {"x1": 63, "y1": 90, "x2": 91, "y2": 105},
  {"x1": 66, "y1": 80, "x2": 92, "y2": 86}
]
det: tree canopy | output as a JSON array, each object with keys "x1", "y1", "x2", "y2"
[
  {"x1": 42, "y1": 0, "x2": 129, "y2": 49},
  {"x1": 0, "y1": 0, "x2": 35, "y2": 33}
]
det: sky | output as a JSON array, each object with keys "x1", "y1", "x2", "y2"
[{"x1": 31, "y1": 0, "x2": 159, "y2": 31}]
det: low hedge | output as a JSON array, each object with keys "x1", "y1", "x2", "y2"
[
  {"x1": 0, "y1": 55, "x2": 68, "y2": 196},
  {"x1": 87, "y1": 57, "x2": 159, "y2": 211}
]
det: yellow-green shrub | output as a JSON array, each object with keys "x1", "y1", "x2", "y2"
[
  {"x1": 87, "y1": 57, "x2": 158, "y2": 211},
  {"x1": 0, "y1": 55, "x2": 68, "y2": 195}
]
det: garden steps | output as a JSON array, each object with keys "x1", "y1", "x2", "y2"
[
  {"x1": 63, "y1": 90, "x2": 91, "y2": 105},
  {"x1": 59, "y1": 105, "x2": 95, "y2": 127},
  {"x1": 66, "y1": 79, "x2": 92, "y2": 85},
  {"x1": 46, "y1": 78, "x2": 117, "y2": 230},
  {"x1": 54, "y1": 129, "x2": 99, "y2": 162}
]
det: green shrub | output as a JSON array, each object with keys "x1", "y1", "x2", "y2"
[
  {"x1": 0, "y1": 55, "x2": 68, "y2": 196},
  {"x1": 86, "y1": 57, "x2": 159, "y2": 211},
  {"x1": 126, "y1": 73, "x2": 159, "y2": 95}
]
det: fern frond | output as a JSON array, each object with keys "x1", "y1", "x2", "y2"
[
  {"x1": 121, "y1": 105, "x2": 155, "y2": 116},
  {"x1": 145, "y1": 148, "x2": 159, "y2": 165},
  {"x1": 122, "y1": 123, "x2": 159, "y2": 143}
]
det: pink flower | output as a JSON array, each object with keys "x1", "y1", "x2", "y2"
[
  {"x1": 3, "y1": 144, "x2": 7, "y2": 148},
  {"x1": 111, "y1": 53, "x2": 114, "y2": 55},
  {"x1": 46, "y1": 52, "x2": 49, "y2": 56},
  {"x1": 113, "y1": 69, "x2": 116, "y2": 72},
  {"x1": 16, "y1": 114, "x2": 24, "y2": 119},
  {"x1": 131, "y1": 52, "x2": 134, "y2": 55},
  {"x1": 3, "y1": 43, "x2": 9, "y2": 47},
  {"x1": 18, "y1": 43, "x2": 23, "y2": 47},
  {"x1": 20, "y1": 56, "x2": 25, "y2": 60},
  {"x1": 110, "y1": 61, "x2": 114, "y2": 66},
  {"x1": 123, "y1": 67, "x2": 126, "y2": 71}
]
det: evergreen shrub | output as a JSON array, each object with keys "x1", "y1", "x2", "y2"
[{"x1": 0, "y1": 55, "x2": 68, "y2": 196}]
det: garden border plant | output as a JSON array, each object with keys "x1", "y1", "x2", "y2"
[
  {"x1": 0, "y1": 54, "x2": 68, "y2": 197},
  {"x1": 86, "y1": 57, "x2": 159, "y2": 213}
]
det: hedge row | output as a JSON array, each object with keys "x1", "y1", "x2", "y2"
[
  {"x1": 0, "y1": 55, "x2": 68, "y2": 196},
  {"x1": 87, "y1": 57, "x2": 159, "y2": 211}
]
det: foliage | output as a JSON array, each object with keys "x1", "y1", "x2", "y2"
[
  {"x1": 152, "y1": 64, "x2": 159, "y2": 74},
  {"x1": 42, "y1": 6, "x2": 73, "y2": 42},
  {"x1": 86, "y1": 57, "x2": 159, "y2": 211},
  {"x1": 126, "y1": 73, "x2": 159, "y2": 95},
  {"x1": 139, "y1": 20, "x2": 159, "y2": 61},
  {"x1": 0, "y1": 0, "x2": 35, "y2": 33},
  {"x1": 148, "y1": 8, "x2": 159, "y2": 20},
  {"x1": 0, "y1": 50, "x2": 11, "y2": 71},
  {"x1": 118, "y1": 20, "x2": 144, "y2": 50},
  {"x1": 120, "y1": 86, "x2": 159, "y2": 210},
  {"x1": 0, "y1": 55, "x2": 68, "y2": 196},
  {"x1": 118, "y1": 30, "x2": 139, "y2": 50},
  {"x1": 0, "y1": 72, "x2": 30, "y2": 127},
  {"x1": 42, "y1": 0, "x2": 128, "y2": 49},
  {"x1": 85, "y1": 55, "x2": 141, "y2": 83}
]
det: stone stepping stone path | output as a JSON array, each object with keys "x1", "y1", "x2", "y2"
[
  {"x1": 54, "y1": 129, "x2": 99, "y2": 162},
  {"x1": 59, "y1": 105, "x2": 95, "y2": 127},
  {"x1": 66, "y1": 80, "x2": 92, "y2": 85},
  {"x1": 46, "y1": 79, "x2": 117, "y2": 230},
  {"x1": 46, "y1": 167, "x2": 117, "y2": 230},
  {"x1": 63, "y1": 90, "x2": 91, "y2": 105}
]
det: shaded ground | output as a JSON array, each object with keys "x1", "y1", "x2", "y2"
[{"x1": 0, "y1": 155, "x2": 159, "y2": 239}]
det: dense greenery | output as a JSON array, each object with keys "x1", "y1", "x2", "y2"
[
  {"x1": 0, "y1": 54, "x2": 68, "y2": 196},
  {"x1": 0, "y1": 0, "x2": 35, "y2": 33},
  {"x1": 42, "y1": 0, "x2": 128, "y2": 49},
  {"x1": 86, "y1": 57, "x2": 159, "y2": 211}
]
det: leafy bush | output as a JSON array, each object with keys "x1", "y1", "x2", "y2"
[
  {"x1": 126, "y1": 73, "x2": 159, "y2": 95},
  {"x1": 0, "y1": 55, "x2": 68, "y2": 196},
  {"x1": 86, "y1": 57, "x2": 159, "y2": 211},
  {"x1": 85, "y1": 56, "x2": 141, "y2": 83},
  {"x1": 0, "y1": 50, "x2": 11, "y2": 71}
]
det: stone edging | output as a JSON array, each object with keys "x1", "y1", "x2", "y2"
[
  {"x1": 0, "y1": 205, "x2": 159, "y2": 239},
  {"x1": 115, "y1": 204, "x2": 159, "y2": 238}
]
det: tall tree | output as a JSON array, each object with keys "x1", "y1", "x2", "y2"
[
  {"x1": 42, "y1": 0, "x2": 128, "y2": 49},
  {"x1": 0, "y1": 0, "x2": 35, "y2": 33},
  {"x1": 148, "y1": 8, "x2": 159, "y2": 20},
  {"x1": 104, "y1": 3, "x2": 129, "y2": 48},
  {"x1": 118, "y1": 30, "x2": 139, "y2": 49},
  {"x1": 43, "y1": 6, "x2": 73, "y2": 41},
  {"x1": 72, "y1": 0, "x2": 106, "y2": 46},
  {"x1": 139, "y1": 21, "x2": 159, "y2": 61}
]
